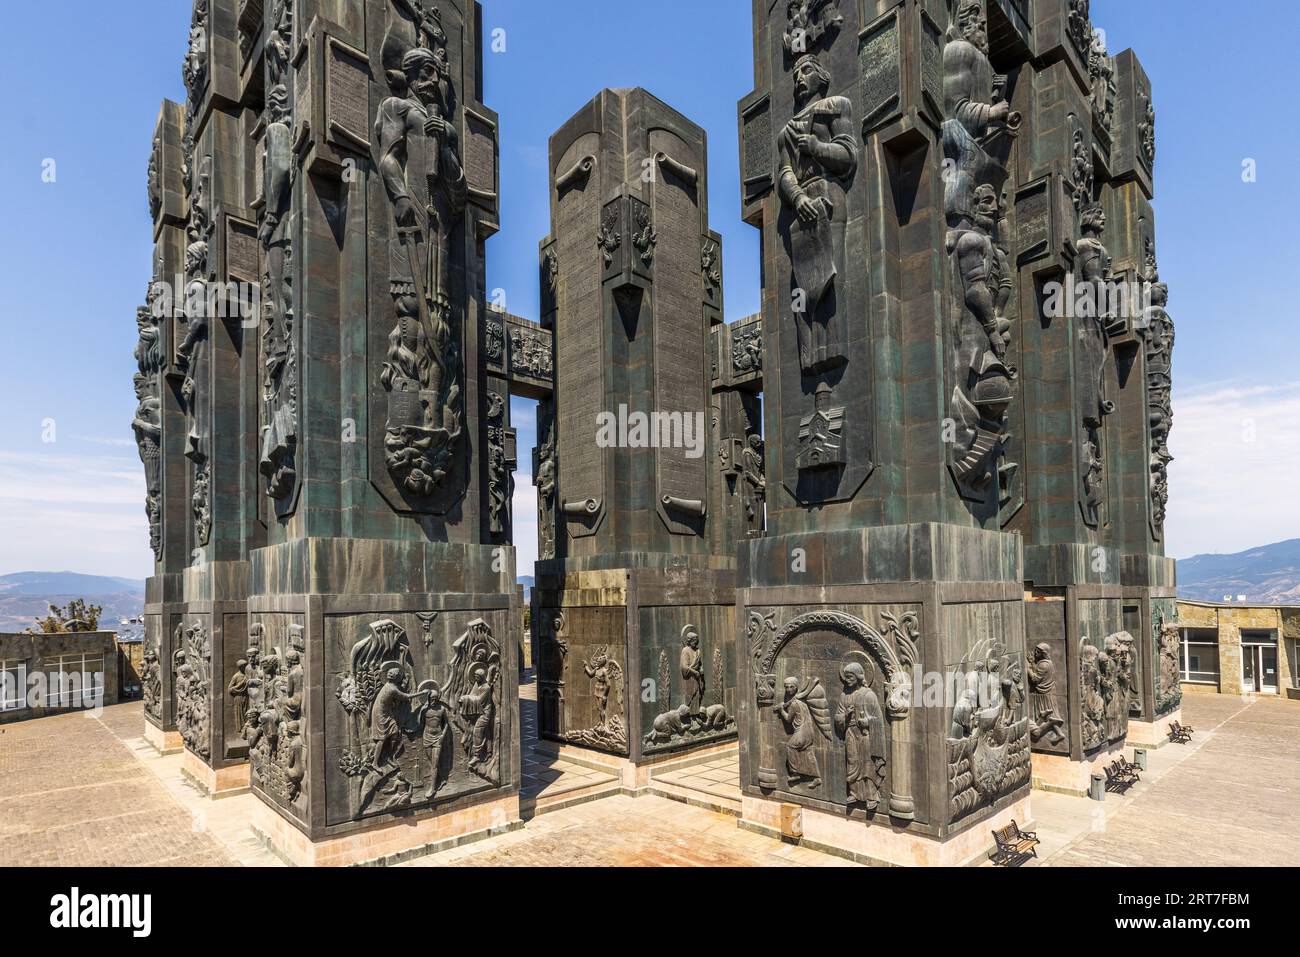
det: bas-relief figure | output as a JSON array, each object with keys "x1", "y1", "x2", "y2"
[
  {"x1": 1154, "y1": 611, "x2": 1182, "y2": 716},
  {"x1": 375, "y1": 6, "x2": 468, "y2": 501},
  {"x1": 776, "y1": 676, "x2": 831, "y2": 790},
  {"x1": 777, "y1": 55, "x2": 857, "y2": 382},
  {"x1": 740, "y1": 434, "x2": 766, "y2": 536},
  {"x1": 336, "y1": 617, "x2": 501, "y2": 821},
  {"x1": 1088, "y1": 28, "x2": 1115, "y2": 134},
  {"x1": 835, "y1": 660, "x2": 886, "y2": 809},
  {"x1": 942, "y1": 1, "x2": 1020, "y2": 508},
  {"x1": 1067, "y1": 0, "x2": 1092, "y2": 62},
  {"x1": 946, "y1": 639, "x2": 1031, "y2": 822},
  {"x1": 644, "y1": 625, "x2": 735, "y2": 750},
  {"x1": 1076, "y1": 203, "x2": 1116, "y2": 527},
  {"x1": 534, "y1": 404, "x2": 557, "y2": 560},
  {"x1": 783, "y1": 0, "x2": 843, "y2": 60},
  {"x1": 258, "y1": 0, "x2": 298, "y2": 503},
  {"x1": 486, "y1": 391, "x2": 514, "y2": 536},
  {"x1": 563, "y1": 646, "x2": 627, "y2": 752},
  {"x1": 132, "y1": 295, "x2": 164, "y2": 561},
  {"x1": 509, "y1": 325, "x2": 553, "y2": 380},
  {"x1": 753, "y1": 611, "x2": 920, "y2": 819},
  {"x1": 246, "y1": 623, "x2": 306, "y2": 807},
  {"x1": 1079, "y1": 631, "x2": 1134, "y2": 751},
  {"x1": 142, "y1": 645, "x2": 162, "y2": 722},
  {"x1": 174, "y1": 621, "x2": 211, "y2": 760},
  {"x1": 1026, "y1": 642, "x2": 1065, "y2": 747},
  {"x1": 1142, "y1": 248, "x2": 1174, "y2": 536}
]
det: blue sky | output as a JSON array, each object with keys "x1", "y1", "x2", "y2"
[{"x1": 0, "y1": 0, "x2": 1296, "y2": 579}]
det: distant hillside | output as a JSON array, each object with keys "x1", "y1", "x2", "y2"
[
  {"x1": 0, "y1": 571, "x2": 145, "y2": 634},
  {"x1": 1177, "y1": 540, "x2": 1300, "y2": 604}
]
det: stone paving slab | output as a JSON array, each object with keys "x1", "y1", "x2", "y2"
[
  {"x1": 0, "y1": 705, "x2": 242, "y2": 867},
  {"x1": 2, "y1": 692, "x2": 1296, "y2": 867}
]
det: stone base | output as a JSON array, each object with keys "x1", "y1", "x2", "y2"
[
  {"x1": 740, "y1": 794, "x2": 1034, "y2": 867},
  {"x1": 1032, "y1": 743, "x2": 1127, "y2": 797},
  {"x1": 251, "y1": 794, "x2": 522, "y2": 867},
  {"x1": 1287, "y1": 688, "x2": 1300, "y2": 702},
  {"x1": 179, "y1": 749, "x2": 250, "y2": 798},
  {"x1": 143, "y1": 720, "x2": 183, "y2": 755},
  {"x1": 1127, "y1": 709, "x2": 1182, "y2": 749},
  {"x1": 533, "y1": 737, "x2": 738, "y2": 791}
]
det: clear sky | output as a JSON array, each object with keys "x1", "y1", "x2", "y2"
[{"x1": 0, "y1": 0, "x2": 1296, "y2": 580}]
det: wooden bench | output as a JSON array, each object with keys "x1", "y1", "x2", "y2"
[
  {"x1": 1104, "y1": 760, "x2": 1139, "y2": 794},
  {"x1": 990, "y1": 820, "x2": 1040, "y2": 866},
  {"x1": 1169, "y1": 720, "x2": 1194, "y2": 743}
]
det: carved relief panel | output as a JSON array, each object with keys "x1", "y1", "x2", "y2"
[
  {"x1": 324, "y1": 609, "x2": 513, "y2": 826},
  {"x1": 245, "y1": 614, "x2": 308, "y2": 819},
  {"x1": 638, "y1": 607, "x2": 737, "y2": 756},
  {"x1": 536, "y1": 606, "x2": 627, "y2": 756},
  {"x1": 746, "y1": 608, "x2": 921, "y2": 821}
]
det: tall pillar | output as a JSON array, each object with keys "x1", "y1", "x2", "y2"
[
  {"x1": 533, "y1": 89, "x2": 751, "y2": 787},
  {"x1": 1009, "y1": 1, "x2": 1172, "y2": 790},
  {"x1": 238, "y1": 0, "x2": 518, "y2": 866},
  {"x1": 140, "y1": 100, "x2": 190, "y2": 756},
  {"x1": 1097, "y1": 46, "x2": 1181, "y2": 748},
  {"x1": 735, "y1": 0, "x2": 1033, "y2": 865}
]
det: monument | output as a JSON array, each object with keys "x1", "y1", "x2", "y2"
[
  {"x1": 731, "y1": 0, "x2": 1178, "y2": 860},
  {"x1": 1009, "y1": 0, "x2": 1178, "y2": 792},
  {"x1": 531, "y1": 88, "x2": 759, "y2": 787},
  {"x1": 138, "y1": 0, "x2": 525, "y2": 866}
]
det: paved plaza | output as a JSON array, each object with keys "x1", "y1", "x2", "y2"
[{"x1": 1, "y1": 690, "x2": 1296, "y2": 867}]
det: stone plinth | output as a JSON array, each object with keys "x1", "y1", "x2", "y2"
[
  {"x1": 738, "y1": 526, "x2": 1032, "y2": 851},
  {"x1": 181, "y1": 747, "x2": 251, "y2": 797},
  {"x1": 1031, "y1": 739, "x2": 1128, "y2": 797},
  {"x1": 143, "y1": 721, "x2": 183, "y2": 756},
  {"x1": 1126, "y1": 709, "x2": 1182, "y2": 750},
  {"x1": 252, "y1": 791, "x2": 521, "y2": 867},
  {"x1": 534, "y1": 562, "x2": 740, "y2": 769},
  {"x1": 741, "y1": 793, "x2": 1034, "y2": 867}
]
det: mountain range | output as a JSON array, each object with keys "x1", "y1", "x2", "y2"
[
  {"x1": 1175, "y1": 539, "x2": 1300, "y2": 604},
  {"x1": 0, "y1": 571, "x2": 540, "y2": 632},
  {"x1": 0, "y1": 571, "x2": 146, "y2": 633},
  {"x1": 7, "y1": 541, "x2": 1291, "y2": 634}
]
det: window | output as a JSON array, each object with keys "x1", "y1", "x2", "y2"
[
  {"x1": 41, "y1": 653, "x2": 104, "y2": 709},
  {"x1": 1180, "y1": 629, "x2": 1220, "y2": 684},
  {"x1": 0, "y1": 660, "x2": 26, "y2": 712}
]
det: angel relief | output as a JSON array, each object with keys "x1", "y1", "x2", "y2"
[
  {"x1": 336, "y1": 617, "x2": 501, "y2": 821},
  {"x1": 776, "y1": 676, "x2": 830, "y2": 790}
]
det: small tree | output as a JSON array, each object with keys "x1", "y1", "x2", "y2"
[{"x1": 31, "y1": 599, "x2": 103, "y2": 634}]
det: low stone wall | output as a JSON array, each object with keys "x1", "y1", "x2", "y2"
[{"x1": 0, "y1": 631, "x2": 120, "y2": 723}]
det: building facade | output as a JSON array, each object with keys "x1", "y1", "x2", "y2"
[
  {"x1": 1177, "y1": 601, "x2": 1298, "y2": 700},
  {"x1": 0, "y1": 631, "x2": 121, "y2": 724}
]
